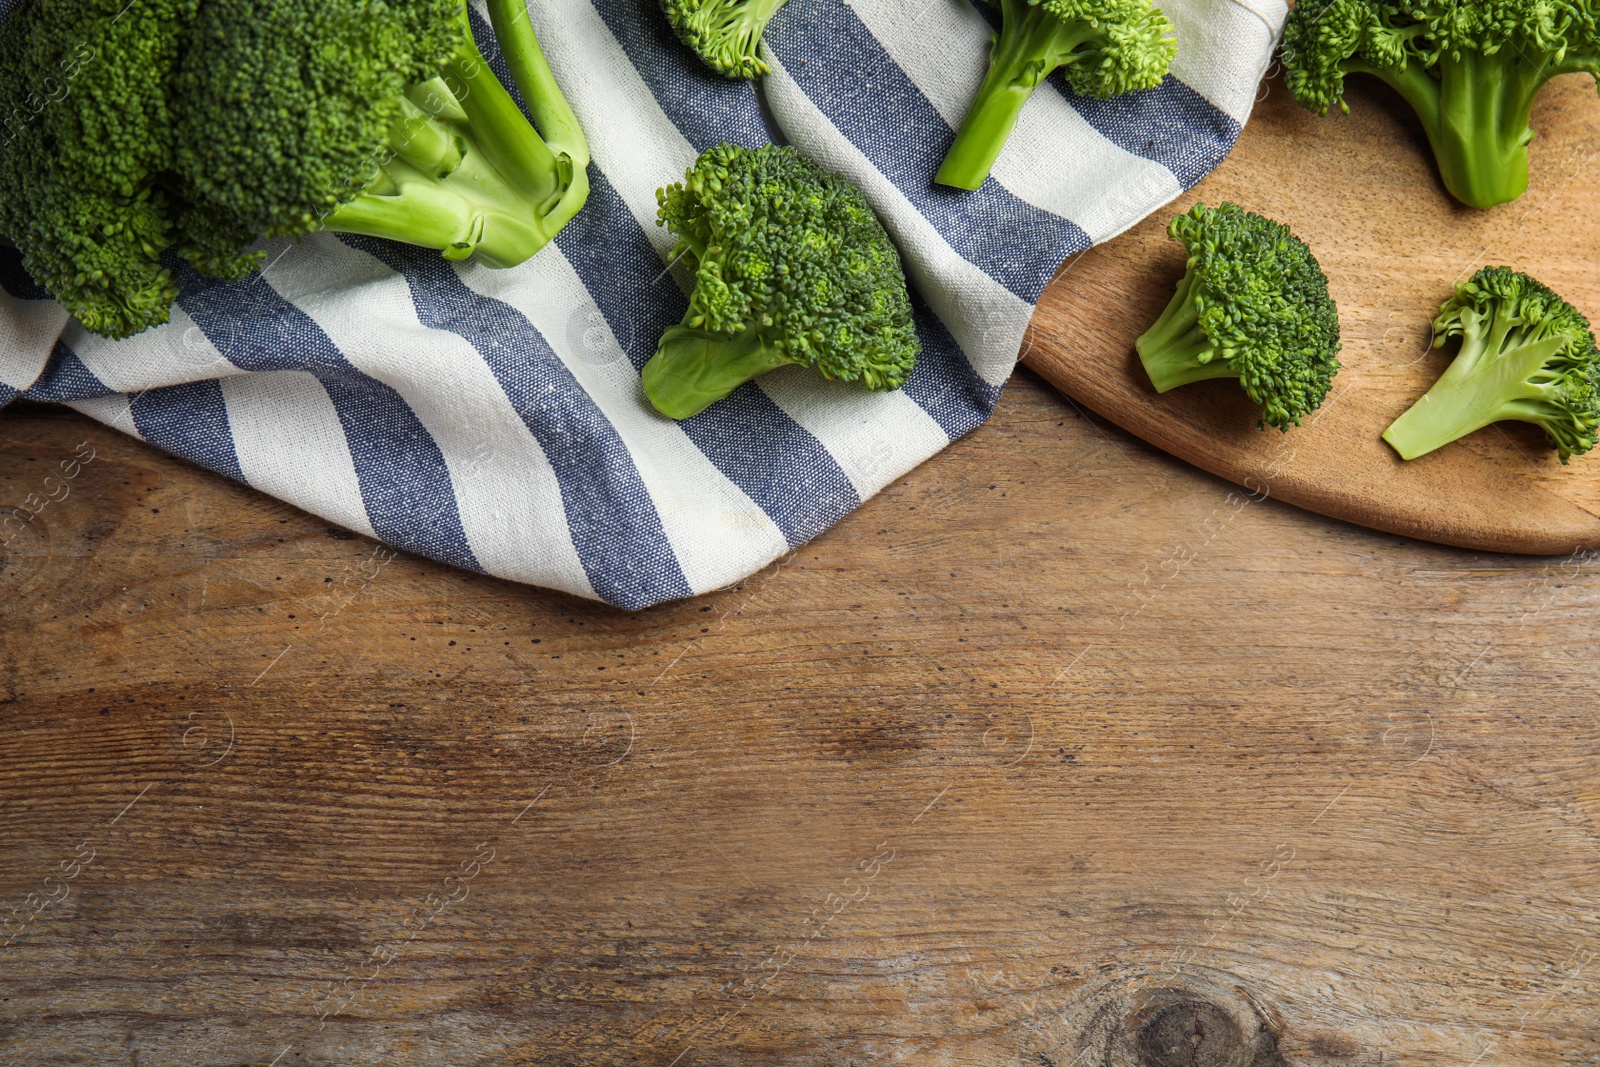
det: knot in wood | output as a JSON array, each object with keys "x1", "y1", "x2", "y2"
[{"x1": 1133, "y1": 998, "x2": 1243, "y2": 1067}]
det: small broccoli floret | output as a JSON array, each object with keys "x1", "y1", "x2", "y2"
[
  {"x1": 935, "y1": 0, "x2": 1176, "y2": 190},
  {"x1": 642, "y1": 144, "x2": 921, "y2": 420},
  {"x1": 660, "y1": 0, "x2": 788, "y2": 78},
  {"x1": 1282, "y1": 0, "x2": 1600, "y2": 208},
  {"x1": 1135, "y1": 203, "x2": 1342, "y2": 431},
  {"x1": 0, "y1": 0, "x2": 589, "y2": 339},
  {"x1": 1383, "y1": 268, "x2": 1600, "y2": 462}
]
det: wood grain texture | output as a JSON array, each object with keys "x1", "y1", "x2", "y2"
[
  {"x1": 1024, "y1": 71, "x2": 1600, "y2": 555},
  {"x1": 2, "y1": 379, "x2": 1598, "y2": 1067}
]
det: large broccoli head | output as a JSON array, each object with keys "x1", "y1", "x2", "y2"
[
  {"x1": 935, "y1": 0, "x2": 1177, "y2": 189},
  {"x1": 1282, "y1": 0, "x2": 1600, "y2": 207},
  {"x1": 1383, "y1": 267, "x2": 1600, "y2": 461},
  {"x1": 1135, "y1": 202, "x2": 1342, "y2": 431},
  {"x1": 660, "y1": 0, "x2": 789, "y2": 79},
  {"x1": 642, "y1": 143, "x2": 922, "y2": 420}
]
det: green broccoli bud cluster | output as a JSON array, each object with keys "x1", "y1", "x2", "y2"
[
  {"x1": 1135, "y1": 203, "x2": 1342, "y2": 431},
  {"x1": 643, "y1": 143, "x2": 921, "y2": 420},
  {"x1": 1383, "y1": 268, "x2": 1600, "y2": 462},
  {"x1": 659, "y1": 0, "x2": 789, "y2": 79}
]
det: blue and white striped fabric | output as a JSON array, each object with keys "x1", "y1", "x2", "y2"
[{"x1": 0, "y1": 0, "x2": 1285, "y2": 609}]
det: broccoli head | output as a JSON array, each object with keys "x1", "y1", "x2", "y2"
[
  {"x1": 935, "y1": 0, "x2": 1177, "y2": 190},
  {"x1": 0, "y1": 0, "x2": 589, "y2": 339},
  {"x1": 660, "y1": 0, "x2": 789, "y2": 79},
  {"x1": 1282, "y1": 0, "x2": 1600, "y2": 208},
  {"x1": 1135, "y1": 203, "x2": 1342, "y2": 431},
  {"x1": 1383, "y1": 268, "x2": 1600, "y2": 462},
  {"x1": 642, "y1": 143, "x2": 921, "y2": 420}
]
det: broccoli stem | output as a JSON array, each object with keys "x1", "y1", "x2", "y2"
[
  {"x1": 440, "y1": 17, "x2": 562, "y2": 206},
  {"x1": 935, "y1": 3, "x2": 1098, "y2": 190},
  {"x1": 388, "y1": 95, "x2": 465, "y2": 178},
  {"x1": 323, "y1": 0, "x2": 589, "y2": 267},
  {"x1": 1134, "y1": 269, "x2": 1240, "y2": 392},
  {"x1": 642, "y1": 325, "x2": 793, "y2": 419},
  {"x1": 485, "y1": 0, "x2": 588, "y2": 170},
  {"x1": 1352, "y1": 50, "x2": 1544, "y2": 208},
  {"x1": 323, "y1": 151, "x2": 530, "y2": 264},
  {"x1": 697, "y1": 0, "x2": 789, "y2": 69},
  {"x1": 1382, "y1": 309, "x2": 1568, "y2": 459},
  {"x1": 703, "y1": 0, "x2": 789, "y2": 39},
  {"x1": 1430, "y1": 50, "x2": 1542, "y2": 208}
]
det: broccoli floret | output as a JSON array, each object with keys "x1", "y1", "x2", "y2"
[
  {"x1": 1282, "y1": 0, "x2": 1600, "y2": 208},
  {"x1": 1135, "y1": 203, "x2": 1342, "y2": 431},
  {"x1": 1383, "y1": 268, "x2": 1600, "y2": 462},
  {"x1": 0, "y1": 0, "x2": 588, "y2": 339},
  {"x1": 935, "y1": 0, "x2": 1176, "y2": 190},
  {"x1": 660, "y1": 0, "x2": 788, "y2": 79},
  {"x1": 642, "y1": 143, "x2": 921, "y2": 420}
]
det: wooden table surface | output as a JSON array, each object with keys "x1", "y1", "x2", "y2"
[{"x1": 4, "y1": 330, "x2": 1599, "y2": 1066}]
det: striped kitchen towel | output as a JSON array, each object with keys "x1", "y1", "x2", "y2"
[{"x1": 0, "y1": 0, "x2": 1285, "y2": 610}]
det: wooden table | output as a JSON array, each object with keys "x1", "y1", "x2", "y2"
[{"x1": 2, "y1": 345, "x2": 1597, "y2": 1065}]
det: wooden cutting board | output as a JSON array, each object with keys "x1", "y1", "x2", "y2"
[{"x1": 1024, "y1": 71, "x2": 1600, "y2": 555}]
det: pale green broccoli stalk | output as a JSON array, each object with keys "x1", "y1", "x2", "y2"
[
  {"x1": 1383, "y1": 268, "x2": 1600, "y2": 462},
  {"x1": 660, "y1": 0, "x2": 789, "y2": 79},
  {"x1": 643, "y1": 144, "x2": 921, "y2": 420},
  {"x1": 0, "y1": 0, "x2": 588, "y2": 339},
  {"x1": 1282, "y1": 0, "x2": 1600, "y2": 208},
  {"x1": 936, "y1": 0, "x2": 1177, "y2": 190},
  {"x1": 1136, "y1": 203, "x2": 1342, "y2": 431},
  {"x1": 331, "y1": 0, "x2": 589, "y2": 268}
]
